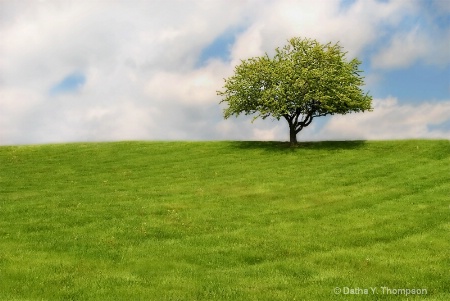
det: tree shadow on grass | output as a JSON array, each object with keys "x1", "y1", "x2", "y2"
[{"x1": 227, "y1": 140, "x2": 367, "y2": 152}]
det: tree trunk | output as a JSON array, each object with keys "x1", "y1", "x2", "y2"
[{"x1": 289, "y1": 125, "x2": 298, "y2": 146}]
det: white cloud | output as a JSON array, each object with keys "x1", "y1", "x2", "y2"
[
  {"x1": 0, "y1": 88, "x2": 42, "y2": 143},
  {"x1": 371, "y1": 26, "x2": 445, "y2": 69},
  {"x1": 214, "y1": 117, "x2": 288, "y2": 141},
  {"x1": 319, "y1": 97, "x2": 450, "y2": 140},
  {"x1": 229, "y1": 0, "x2": 417, "y2": 59},
  {"x1": 145, "y1": 59, "x2": 231, "y2": 106},
  {"x1": 370, "y1": 0, "x2": 450, "y2": 69},
  {"x1": 253, "y1": 128, "x2": 278, "y2": 141},
  {"x1": 334, "y1": 0, "x2": 418, "y2": 57},
  {"x1": 230, "y1": 23, "x2": 265, "y2": 63},
  {"x1": 0, "y1": 0, "x2": 449, "y2": 145}
]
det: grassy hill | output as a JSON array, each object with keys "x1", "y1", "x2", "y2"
[{"x1": 0, "y1": 140, "x2": 449, "y2": 300}]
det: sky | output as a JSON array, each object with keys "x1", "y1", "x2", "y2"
[{"x1": 1, "y1": 0, "x2": 449, "y2": 145}]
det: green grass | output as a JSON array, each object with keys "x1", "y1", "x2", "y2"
[{"x1": 0, "y1": 140, "x2": 449, "y2": 300}]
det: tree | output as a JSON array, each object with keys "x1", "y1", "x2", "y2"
[{"x1": 217, "y1": 37, "x2": 373, "y2": 145}]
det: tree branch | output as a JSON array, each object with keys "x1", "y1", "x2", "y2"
[
  {"x1": 304, "y1": 114, "x2": 313, "y2": 126},
  {"x1": 283, "y1": 114, "x2": 294, "y2": 123},
  {"x1": 293, "y1": 108, "x2": 301, "y2": 126},
  {"x1": 312, "y1": 113, "x2": 329, "y2": 118},
  {"x1": 295, "y1": 113, "x2": 314, "y2": 133}
]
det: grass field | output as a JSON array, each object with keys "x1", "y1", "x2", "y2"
[{"x1": 0, "y1": 140, "x2": 449, "y2": 300}]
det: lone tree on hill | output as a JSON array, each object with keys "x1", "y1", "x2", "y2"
[{"x1": 217, "y1": 37, "x2": 373, "y2": 145}]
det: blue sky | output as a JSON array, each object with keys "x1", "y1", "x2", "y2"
[
  {"x1": 49, "y1": 72, "x2": 86, "y2": 96},
  {"x1": 0, "y1": 0, "x2": 449, "y2": 145},
  {"x1": 373, "y1": 64, "x2": 449, "y2": 103},
  {"x1": 198, "y1": 26, "x2": 245, "y2": 66}
]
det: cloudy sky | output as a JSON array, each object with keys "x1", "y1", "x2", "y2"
[{"x1": 1, "y1": 0, "x2": 449, "y2": 145}]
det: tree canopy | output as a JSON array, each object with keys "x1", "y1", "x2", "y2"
[{"x1": 217, "y1": 37, "x2": 373, "y2": 145}]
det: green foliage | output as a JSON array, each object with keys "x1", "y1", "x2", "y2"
[
  {"x1": 217, "y1": 37, "x2": 373, "y2": 143},
  {"x1": 0, "y1": 140, "x2": 449, "y2": 300}
]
